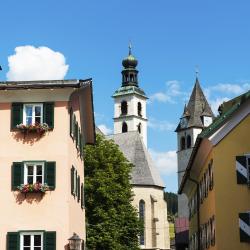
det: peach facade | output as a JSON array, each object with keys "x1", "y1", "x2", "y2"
[{"x1": 0, "y1": 82, "x2": 95, "y2": 250}]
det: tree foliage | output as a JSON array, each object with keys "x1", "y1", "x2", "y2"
[
  {"x1": 84, "y1": 134, "x2": 142, "y2": 250},
  {"x1": 164, "y1": 192, "x2": 178, "y2": 222}
]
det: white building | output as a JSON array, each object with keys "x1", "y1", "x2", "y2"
[{"x1": 108, "y1": 47, "x2": 170, "y2": 250}]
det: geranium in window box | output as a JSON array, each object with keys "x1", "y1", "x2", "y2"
[
  {"x1": 16, "y1": 123, "x2": 49, "y2": 135},
  {"x1": 17, "y1": 183, "x2": 49, "y2": 194}
]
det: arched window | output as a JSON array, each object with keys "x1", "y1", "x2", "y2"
[
  {"x1": 139, "y1": 200, "x2": 145, "y2": 245},
  {"x1": 130, "y1": 74, "x2": 134, "y2": 82},
  {"x1": 138, "y1": 102, "x2": 142, "y2": 116},
  {"x1": 121, "y1": 101, "x2": 128, "y2": 115},
  {"x1": 122, "y1": 122, "x2": 128, "y2": 133},
  {"x1": 180, "y1": 136, "x2": 186, "y2": 150},
  {"x1": 138, "y1": 123, "x2": 142, "y2": 134},
  {"x1": 187, "y1": 135, "x2": 191, "y2": 148}
]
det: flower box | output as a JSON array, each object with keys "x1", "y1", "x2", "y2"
[
  {"x1": 17, "y1": 183, "x2": 49, "y2": 194},
  {"x1": 16, "y1": 123, "x2": 49, "y2": 135}
]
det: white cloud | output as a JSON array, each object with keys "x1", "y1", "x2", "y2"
[
  {"x1": 149, "y1": 80, "x2": 188, "y2": 104},
  {"x1": 210, "y1": 97, "x2": 230, "y2": 114},
  {"x1": 148, "y1": 118, "x2": 176, "y2": 132},
  {"x1": 209, "y1": 83, "x2": 250, "y2": 95},
  {"x1": 150, "y1": 92, "x2": 172, "y2": 103},
  {"x1": 7, "y1": 46, "x2": 69, "y2": 81},
  {"x1": 98, "y1": 124, "x2": 112, "y2": 135},
  {"x1": 149, "y1": 148, "x2": 177, "y2": 176},
  {"x1": 205, "y1": 82, "x2": 250, "y2": 114}
]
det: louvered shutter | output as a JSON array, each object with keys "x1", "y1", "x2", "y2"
[
  {"x1": 239, "y1": 212, "x2": 250, "y2": 242},
  {"x1": 43, "y1": 102, "x2": 54, "y2": 129},
  {"x1": 81, "y1": 240, "x2": 85, "y2": 250},
  {"x1": 211, "y1": 216, "x2": 216, "y2": 246},
  {"x1": 44, "y1": 231, "x2": 56, "y2": 250},
  {"x1": 236, "y1": 156, "x2": 248, "y2": 184},
  {"x1": 45, "y1": 162, "x2": 56, "y2": 190},
  {"x1": 12, "y1": 162, "x2": 24, "y2": 190},
  {"x1": 73, "y1": 115, "x2": 76, "y2": 140},
  {"x1": 70, "y1": 108, "x2": 73, "y2": 137},
  {"x1": 75, "y1": 122, "x2": 79, "y2": 148},
  {"x1": 7, "y1": 232, "x2": 19, "y2": 250},
  {"x1": 71, "y1": 166, "x2": 75, "y2": 196},
  {"x1": 11, "y1": 103, "x2": 23, "y2": 129},
  {"x1": 77, "y1": 176, "x2": 80, "y2": 202},
  {"x1": 209, "y1": 161, "x2": 214, "y2": 190},
  {"x1": 75, "y1": 170, "x2": 78, "y2": 196},
  {"x1": 81, "y1": 183, "x2": 84, "y2": 209}
]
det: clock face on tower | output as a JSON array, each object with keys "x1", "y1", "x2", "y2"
[{"x1": 180, "y1": 117, "x2": 188, "y2": 128}]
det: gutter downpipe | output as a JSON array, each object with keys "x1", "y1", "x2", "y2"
[{"x1": 187, "y1": 175, "x2": 200, "y2": 250}]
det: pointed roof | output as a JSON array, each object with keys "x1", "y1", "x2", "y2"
[
  {"x1": 107, "y1": 131, "x2": 165, "y2": 188},
  {"x1": 176, "y1": 78, "x2": 214, "y2": 132}
]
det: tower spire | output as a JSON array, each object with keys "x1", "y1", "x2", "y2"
[{"x1": 129, "y1": 42, "x2": 132, "y2": 55}]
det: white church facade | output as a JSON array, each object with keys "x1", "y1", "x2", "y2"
[{"x1": 108, "y1": 46, "x2": 170, "y2": 249}]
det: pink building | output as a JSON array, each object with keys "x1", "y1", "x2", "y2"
[{"x1": 0, "y1": 79, "x2": 95, "y2": 250}]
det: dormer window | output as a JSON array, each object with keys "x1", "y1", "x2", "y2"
[
  {"x1": 202, "y1": 116, "x2": 213, "y2": 127},
  {"x1": 24, "y1": 104, "x2": 43, "y2": 125}
]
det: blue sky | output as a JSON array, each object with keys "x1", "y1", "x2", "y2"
[{"x1": 1, "y1": 1, "x2": 250, "y2": 192}]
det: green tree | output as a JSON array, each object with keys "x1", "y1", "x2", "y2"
[
  {"x1": 84, "y1": 134, "x2": 142, "y2": 250},
  {"x1": 164, "y1": 192, "x2": 178, "y2": 220}
]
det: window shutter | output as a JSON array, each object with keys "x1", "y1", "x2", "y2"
[
  {"x1": 71, "y1": 166, "x2": 75, "y2": 196},
  {"x1": 45, "y1": 162, "x2": 56, "y2": 190},
  {"x1": 12, "y1": 162, "x2": 24, "y2": 190},
  {"x1": 75, "y1": 122, "x2": 79, "y2": 148},
  {"x1": 73, "y1": 115, "x2": 76, "y2": 140},
  {"x1": 7, "y1": 232, "x2": 19, "y2": 250},
  {"x1": 75, "y1": 170, "x2": 78, "y2": 196},
  {"x1": 78, "y1": 127, "x2": 81, "y2": 149},
  {"x1": 208, "y1": 161, "x2": 214, "y2": 190},
  {"x1": 236, "y1": 156, "x2": 248, "y2": 184},
  {"x1": 81, "y1": 240, "x2": 85, "y2": 250},
  {"x1": 43, "y1": 102, "x2": 54, "y2": 129},
  {"x1": 11, "y1": 103, "x2": 23, "y2": 129},
  {"x1": 44, "y1": 231, "x2": 56, "y2": 250},
  {"x1": 239, "y1": 212, "x2": 250, "y2": 242},
  {"x1": 81, "y1": 183, "x2": 84, "y2": 209},
  {"x1": 70, "y1": 108, "x2": 73, "y2": 137},
  {"x1": 77, "y1": 176, "x2": 80, "y2": 202}
]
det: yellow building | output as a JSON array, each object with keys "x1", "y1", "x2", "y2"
[{"x1": 179, "y1": 91, "x2": 250, "y2": 250}]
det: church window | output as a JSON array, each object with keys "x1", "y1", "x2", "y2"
[
  {"x1": 122, "y1": 122, "x2": 128, "y2": 133},
  {"x1": 138, "y1": 123, "x2": 142, "y2": 134},
  {"x1": 139, "y1": 200, "x2": 145, "y2": 245},
  {"x1": 138, "y1": 102, "x2": 142, "y2": 116},
  {"x1": 125, "y1": 75, "x2": 129, "y2": 82},
  {"x1": 121, "y1": 101, "x2": 128, "y2": 115},
  {"x1": 187, "y1": 135, "x2": 191, "y2": 148},
  {"x1": 180, "y1": 136, "x2": 186, "y2": 150}
]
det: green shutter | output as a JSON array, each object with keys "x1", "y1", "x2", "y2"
[
  {"x1": 71, "y1": 166, "x2": 75, "y2": 196},
  {"x1": 7, "y1": 232, "x2": 19, "y2": 250},
  {"x1": 75, "y1": 122, "x2": 79, "y2": 147},
  {"x1": 81, "y1": 183, "x2": 84, "y2": 209},
  {"x1": 70, "y1": 108, "x2": 73, "y2": 137},
  {"x1": 77, "y1": 176, "x2": 80, "y2": 202},
  {"x1": 45, "y1": 162, "x2": 56, "y2": 190},
  {"x1": 12, "y1": 162, "x2": 24, "y2": 190},
  {"x1": 11, "y1": 103, "x2": 23, "y2": 129},
  {"x1": 43, "y1": 102, "x2": 54, "y2": 129},
  {"x1": 75, "y1": 170, "x2": 78, "y2": 196},
  {"x1": 73, "y1": 115, "x2": 76, "y2": 140},
  {"x1": 44, "y1": 231, "x2": 56, "y2": 250},
  {"x1": 79, "y1": 133, "x2": 83, "y2": 158},
  {"x1": 78, "y1": 127, "x2": 81, "y2": 149}
]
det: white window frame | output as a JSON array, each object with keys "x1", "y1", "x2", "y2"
[
  {"x1": 24, "y1": 162, "x2": 45, "y2": 185},
  {"x1": 20, "y1": 232, "x2": 43, "y2": 250},
  {"x1": 23, "y1": 103, "x2": 43, "y2": 125}
]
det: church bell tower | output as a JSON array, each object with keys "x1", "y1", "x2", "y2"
[{"x1": 112, "y1": 45, "x2": 148, "y2": 146}]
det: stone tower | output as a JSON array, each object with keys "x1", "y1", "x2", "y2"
[
  {"x1": 112, "y1": 45, "x2": 148, "y2": 146},
  {"x1": 176, "y1": 77, "x2": 214, "y2": 217}
]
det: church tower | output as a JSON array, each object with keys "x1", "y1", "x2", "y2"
[
  {"x1": 176, "y1": 77, "x2": 214, "y2": 218},
  {"x1": 112, "y1": 45, "x2": 148, "y2": 146}
]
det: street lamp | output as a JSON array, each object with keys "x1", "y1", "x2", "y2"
[{"x1": 68, "y1": 233, "x2": 82, "y2": 250}]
